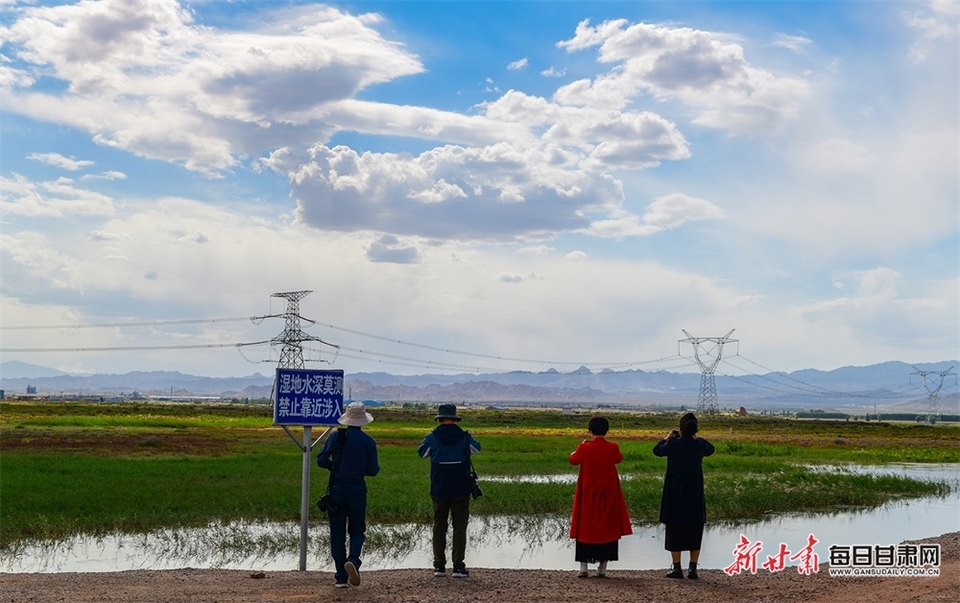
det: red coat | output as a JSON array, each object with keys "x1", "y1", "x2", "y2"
[{"x1": 569, "y1": 436, "x2": 633, "y2": 544}]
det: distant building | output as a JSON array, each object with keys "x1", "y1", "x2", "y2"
[{"x1": 26, "y1": 385, "x2": 37, "y2": 395}]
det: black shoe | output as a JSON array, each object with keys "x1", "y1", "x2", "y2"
[
  {"x1": 433, "y1": 567, "x2": 447, "y2": 577},
  {"x1": 688, "y1": 562, "x2": 699, "y2": 580},
  {"x1": 665, "y1": 564, "x2": 684, "y2": 579},
  {"x1": 452, "y1": 567, "x2": 469, "y2": 578}
]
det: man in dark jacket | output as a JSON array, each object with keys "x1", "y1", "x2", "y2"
[
  {"x1": 317, "y1": 402, "x2": 380, "y2": 588},
  {"x1": 418, "y1": 404, "x2": 481, "y2": 578}
]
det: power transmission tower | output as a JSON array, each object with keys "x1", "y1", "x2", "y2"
[
  {"x1": 679, "y1": 329, "x2": 737, "y2": 414},
  {"x1": 251, "y1": 290, "x2": 339, "y2": 573},
  {"x1": 911, "y1": 366, "x2": 955, "y2": 423},
  {"x1": 250, "y1": 290, "x2": 332, "y2": 368}
]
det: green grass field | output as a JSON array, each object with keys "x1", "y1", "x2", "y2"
[{"x1": 1, "y1": 402, "x2": 956, "y2": 547}]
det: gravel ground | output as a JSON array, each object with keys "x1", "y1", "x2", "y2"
[{"x1": 2, "y1": 532, "x2": 956, "y2": 603}]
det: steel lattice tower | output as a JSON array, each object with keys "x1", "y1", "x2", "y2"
[
  {"x1": 679, "y1": 329, "x2": 737, "y2": 414},
  {"x1": 274, "y1": 291, "x2": 311, "y2": 369},
  {"x1": 251, "y1": 290, "x2": 326, "y2": 369},
  {"x1": 911, "y1": 366, "x2": 955, "y2": 423}
]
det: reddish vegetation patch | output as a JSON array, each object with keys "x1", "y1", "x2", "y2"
[{"x1": 0, "y1": 430, "x2": 251, "y2": 457}]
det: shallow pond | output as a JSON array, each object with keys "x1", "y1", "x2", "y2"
[{"x1": 3, "y1": 463, "x2": 957, "y2": 573}]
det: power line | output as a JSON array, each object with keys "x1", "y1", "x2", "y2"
[
  {"x1": 717, "y1": 367, "x2": 922, "y2": 401},
  {"x1": 328, "y1": 349, "x2": 496, "y2": 373},
  {"x1": 2, "y1": 315, "x2": 678, "y2": 371},
  {"x1": 0, "y1": 341, "x2": 270, "y2": 352},
  {"x1": 0, "y1": 330, "x2": 684, "y2": 373},
  {"x1": 4, "y1": 313, "x2": 954, "y2": 402},
  {"x1": 731, "y1": 354, "x2": 859, "y2": 395},
  {"x1": 721, "y1": 357, "x2": 848, "y2": 396},
  {"x1": 313, "y1": 320, "x2": 669, "y2": 369},
  {"x1": 720, "y1": 356, "x2": 937, "y2": 400},
  {"x1": 0, "y1": 318, "x2": 252, "y2": 330}
]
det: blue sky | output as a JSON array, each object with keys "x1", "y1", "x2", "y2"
[{"x1": 1, "y1": 0, "x2": 957, "y2": 378}]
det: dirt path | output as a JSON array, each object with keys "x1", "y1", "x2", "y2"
[{"x1": 2, "y1": 532, "x2": 956, "y2": 603}]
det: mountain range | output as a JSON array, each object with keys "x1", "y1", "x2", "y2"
[{"x1": 2, "y1": 360, "x2": 957, "y2": 412}]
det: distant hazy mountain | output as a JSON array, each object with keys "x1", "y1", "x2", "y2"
[
  {"x1": 0, "y1": 360, "x2": 72, "y2": 379},
  {"x1": 0, "y1": 361, "x2": 273, "y2": 395},
  {"x1": 2, "y1": 359, "x2": 956, "y2": 411}
]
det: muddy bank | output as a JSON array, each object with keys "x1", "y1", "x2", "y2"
[{"x1": 1, "y1": 532, "x2": 956, "y2": 603}]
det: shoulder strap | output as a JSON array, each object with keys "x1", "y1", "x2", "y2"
[
  {"x1": 326, "y1": 428, "x2": 348, "y2": 491},
  {"x1": 464, "y1": 430, "x2": 476, "y2": 473}
]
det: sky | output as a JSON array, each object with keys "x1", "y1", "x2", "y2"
[{"x1": 0, "y1": 0, "x2": 957, "y2": 379}]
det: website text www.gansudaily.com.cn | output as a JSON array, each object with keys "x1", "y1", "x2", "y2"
[{"x1": 828, "y1": 567, "x2": 940, "y2": 577}]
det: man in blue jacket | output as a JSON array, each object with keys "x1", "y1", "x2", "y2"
[
  {"x1": 418, "y1": 404, "x2": 481, "y2": 578},
  {"x1": 317, "y1": 402, "x2": 380, "y2": 588}
]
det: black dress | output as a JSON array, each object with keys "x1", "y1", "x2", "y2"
[{"x1": 653, "y1": 435, "x2": 715, "y2": 551}]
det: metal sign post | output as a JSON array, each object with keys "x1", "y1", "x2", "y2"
[{"x1": 273, "y1": 368, "x2": 345, "y2": 571}]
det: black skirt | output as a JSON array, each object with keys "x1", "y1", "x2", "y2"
[
  {"x1": 575, "y1": 540, "x2": 619, "y2": 563},
  {"x1": 664, "y1": 522, "x2": 704, "y2": 552}
]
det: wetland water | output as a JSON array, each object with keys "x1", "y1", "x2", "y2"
[{"x1": 3, "y1": 464, "x2": 957, "y2": 573}]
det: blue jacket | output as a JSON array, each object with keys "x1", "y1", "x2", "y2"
[
  {"x1": 317, "y1": 427, "x2": 380, "y2": 480},
  {"x1": 418, "y1": 423, "x2": 481, "y2": 498}
]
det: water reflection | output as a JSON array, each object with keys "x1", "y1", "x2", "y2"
[{"x1": 2, "y1": 464, "x2": 957, "y2": 573}]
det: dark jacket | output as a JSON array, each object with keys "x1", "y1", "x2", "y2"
[
  {"x1": 316, "y1": 426, "x2": 380, "y2": 480},
  {"x1": 653, "y1": 435, "x2": 715, "y2": 524},
  {"x1": 417, "y1": 423, "x2": 481, "y2": 498}
]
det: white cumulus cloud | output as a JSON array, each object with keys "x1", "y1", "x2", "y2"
[
  {"x1": 1, "y1": 0, "x2": 424, "y2": 175},
  {"x1": 556, "y1": 19, "x2": 810, "y2": 135},
  {"x1": 27, "y1": 152, "x2": 94, "y2": 171}
]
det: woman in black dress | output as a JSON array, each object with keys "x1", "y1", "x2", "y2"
[{"x1": 653, "y1": 412, "x2": 715, "y2": 579}]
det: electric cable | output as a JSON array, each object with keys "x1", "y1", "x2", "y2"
[{"x1": 0, "y1": 317, "x2": 253, "y2": 330}]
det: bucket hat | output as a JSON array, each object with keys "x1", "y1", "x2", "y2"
[
  {"x1": 435, "y1": 403, "x2": 461, "y2": 421},
  {"x1": 339, "y1": 401, "x2": 374, "y2": 426}
]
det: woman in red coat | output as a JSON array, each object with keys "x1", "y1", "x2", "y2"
[{"x1": 569, "y1": 416, "x2": 633, "y2": 578}]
